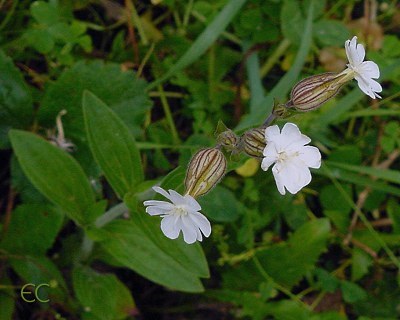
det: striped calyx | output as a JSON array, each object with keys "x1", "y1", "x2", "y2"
[
  {"x1": 239, "y1": 127, "x2": 266, "y2": 158},
  {"x1": 287, "y1": 72, "x2": 345, "y2": 111},
  {"x1": 217, "y1": 129, "x2": 239, "y2": 151},
  {"x1": 185, "y1": 148, "x2": 227, "y2": 198}
]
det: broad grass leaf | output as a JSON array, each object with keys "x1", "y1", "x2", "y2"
[
  {"x1": 9, "y1": 130, "x2": 96, "y2": 225},
  {"x1": 0, "y1": 51, "x2": 33, "y2": 149},
  {"x1": 236, "y1": 0, "x2": 315, "y2": 131},
  {"x1": 148, "y1": 0, "x2": 248, "y2": 89},
  {"x1": 83, "y1": 91, "x2": 143, "y2": 198},
  {"x1": 88, "y1": 218, "x2": 205, "y2": 293},
  {"x1": 318, "y1": 164, "x2": 400, "y2": 197},
  {"x1": 72, "y1": 266, "x2": 135, "y2": 320}
]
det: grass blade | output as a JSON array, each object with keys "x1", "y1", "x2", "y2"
[{"x1": 147, "y1": 0, "x2": 248, "y2": 90}]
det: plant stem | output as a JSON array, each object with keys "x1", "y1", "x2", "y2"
[
  {"x1": 323, "y1": 165, "x2": 400, "y2": 270},
  {"x1": 158, "y1": 84, "x2": 181, "y2": 145},
  {"x1": 95, "y1": 202, "x2": 129, "y2": 228},
  {"x1": 253, "y1": 256, "x2": 311, "y2": 310},
  {"x1": 259, "y1": 39, "x2": 291, "y2": 78}
]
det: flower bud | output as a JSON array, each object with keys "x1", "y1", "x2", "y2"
[
  {"x1": 216, "y1": 129, "x2": 239, "y2": 150},
  {"x1": 185, "y1": 148, "x2": 227, "y2": 198},
  {"x1": 287, "y1": 72, "x2": 344, "y2": 111},
  {"x1": 239, "y1": 127, "x2": 266, "y2": 158}
]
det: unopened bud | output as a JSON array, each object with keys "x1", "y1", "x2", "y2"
[
  {"x1": 185, "y1": 148, "x2": 227, "y2": 198},
  {"x1": 287, "y1": 72, "x2": 345, "y2": 111},
  {"x1": 217, "y1": 129, "x2": 239, "y2": 150},
  {"x1": 239, "y1": 127, "x2": 266, "y2": 158}
]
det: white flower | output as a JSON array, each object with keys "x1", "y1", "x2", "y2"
[
  {"x1": 143, "y1": 186, "x2": 211, "y2": 244},
  {"x1": 261, "y1": 123, "x2": 321, "y2": 195},
  {"x1": 344, "y1": 36, "x2": 382, "y2": 99}
]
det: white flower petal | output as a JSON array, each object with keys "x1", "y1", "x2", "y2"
[
  {"x1": 145, "y1": 187, "x2": 211, "y2": 244},
  {"x1": 262, "y1": 123, "x2": 321, "y2": 195},
  {"x1": 261, "y1": 143, "x2": 278, "y2": 171},
  {"x1": 152, "y1": 186, "x2": 173, "y2": 201},
  {"x1": 184, "y1": 194, "x2": 202, "y2": 212},
  {"x1": 143, "y1": 200, "x2": 175, "y2": 210},
  {"x1": 167, "y1": 189, "x2": 186, "y2": 205},
  {"x1": 358, "y1": 61, "x2": 380, "y2": 79},
  {"x1": 354, "y1": 74, "x2": 379, "y2": 99},
  {"x1": 281, "y1": 123, "x2": 311, "y2": 148},
  {"x1": 279, "y1": 161, "x2": 311, "y2": 194},
  {"x1": 145, "y1": 206, "x2": 171, "y2": 216},
  {"x1": 272, "y1": 163, "x2": 286, "y2": 195},
  {"x1": 190, "y1": 212, "x2": 211, "y2": 237},
  {"x1": 160, "y1": 215, "x2": 181, "y2": 239},
  {"x1": 180, "y1": 217, "x2": 198, "y2": 244},
  {"x1": 344, "y1": 36, "x2": 382, "y2": 99},
  {"x1": 265, "y1": 125, "x2": 281, "y2": 142},
  {"x1": 298, "y1": 146, "x2": 321, "y2": 169},
  {"x1": 355, "y1": 41, "x2": 366, "y2": 65}
]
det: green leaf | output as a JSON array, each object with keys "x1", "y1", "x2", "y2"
[
  {"x1": 0, "y1": 276, "x2": 15, "y2": 320},
  {"x1": 9, "y1": 130, "x2": 96, "y2": 225},
  {"x1": 340, "y1": 280, "x2": 367, "y2": 303},
  {"x1": 236, "y1": 0, "x2": 315, "y2": 130},
  {"x1": 351, "y1": 248, "x2": 373, "y2": 281},
  {"x1": 10, "y1": 256, "x2": 68, "y2": 300},
  {"x1": 30, "y1": 1, "x2": 59, "y2": 25},
  {"x1": 281, "y1": 0, "x2": 305, "y2": 45},
  {"x1": 83, "y1": 91, "x2": 143, "y2": 198},
  {"x1": 148, "y1": 0, "x2": 247, "y2": 89},
  {"x1": 128, "y1": 198, "x2": 209, "y2": 278},
  {"x1": 313, "y1": 20, "x2": 350, "y2": 47},
  {"x1": 72, "y1": 266, "x2": 135, "y2": 320},
  {"x1": 198, "y1": 186, "x2": 241, "y2": 222},
  {"x1": 0, "y1": 204, "x2": 63, "y2": 255},
  {"x1": 318, "y1": 164, "x2": 400, "y2": 197},
  {"x1": 256, "y1": 218, "x2": 331, "y2": 287},
  {"x1": 327, "y1": 160, "x2": 400, "y2": 185},
  {"x1": 0, "y1": 51, "x2": 33, "y2": 149},
  {"x1": 24, "y1": 29, "x2": 55, "y2": 53},
  {"x1": 314, "y1": 268, "x2": 339, "y2": 293},
  {"x1": 320, "y1": 184, "x2": 352, "y2": 213},
  {"x1": 38, "y1": 60, "x2": 152, "y2": 139},
  {"x1": 88, "y1": 218, "x2": 206, "y2": 293},
  {"x1": 328, "y1": 145, "x2": 362, "y2": 165},
  {"x1": 387, "y1": 199, "x2": 400, "y2": 234}
]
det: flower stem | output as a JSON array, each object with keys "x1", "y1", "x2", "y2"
[
  {"x1": 158, "y1": 84, "x2": 181, "y2": 145},
  {"x1": 323, "y1": 165, "x2": 400, "y2": 270},
  {"x1": 95, "y1": 202, "x2": 129, "y2": 228},
  {"x1": 252, "y1": 256, "x2": 311, "y2": 310}
]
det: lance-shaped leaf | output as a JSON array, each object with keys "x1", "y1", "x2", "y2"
[
  {"x1": 9, "y1": 130, "x2": 95, "y2": 225},
  {"x1": 0, "y1": 50, "x2": 33, "y2": 149},
  {"x1": 88, "y1": 218, "x2": 205, "y2": 293},
  {"x1": 83, "y1": 91, "x2": 144, "y2": 198}
]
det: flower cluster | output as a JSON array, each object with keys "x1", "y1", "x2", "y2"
[{"x1": 143, "y1": 36, "x2": 381, "y2": 244}]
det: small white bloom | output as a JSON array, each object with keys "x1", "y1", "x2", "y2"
[
  {"x1": 261, "y1": 123, "x2": 321, "y2": 195},
  {"x1": 344, "y1": 36, "x2": 382, "y2": 99},
  {"x1": 143, "y1": 186, "x2": 211, "y2": 244}
]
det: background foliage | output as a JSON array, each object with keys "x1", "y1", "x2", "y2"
[{"x1": 1, "y1": 0, "x2": 400, "y2": 319}]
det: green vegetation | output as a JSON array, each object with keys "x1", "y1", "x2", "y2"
[{"x1": 1, "y1": 0, "x2": 400, "y2": 319}]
